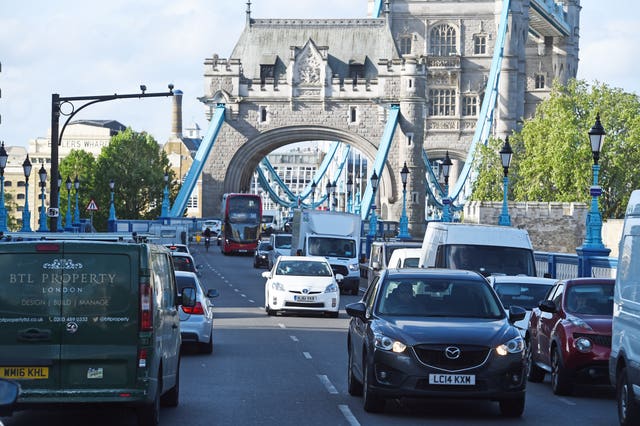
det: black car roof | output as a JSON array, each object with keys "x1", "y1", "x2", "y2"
[{"x1": 381, "y1": 268, "x2": 487, "y2": 281}]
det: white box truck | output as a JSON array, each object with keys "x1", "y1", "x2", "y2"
[
  {"x1": 290, "y1": 209, "x2": 361, "y2": 295},
  {"x1": 418, "y1": 222, "x2": 537, "y2": 277}
]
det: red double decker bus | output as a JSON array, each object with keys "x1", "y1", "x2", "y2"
[{"x1": 220, "y1": 193, "x2": 262, "y2": 255}]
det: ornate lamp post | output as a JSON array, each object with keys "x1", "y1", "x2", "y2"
[
  {"x1": 65, "y1": 177, "x2": 73, "y2": 230},
  {"x1": 73, "y1": 175, "x2": 80, "y2": 227},
  {"x1": 37, "y1": 165, "x2": 48, "y2": 232},
  {"x1": 441, "y1": 151, "x2": 452, "y2": 222},
  {"x1": 498, "y1": 137, "x2": 513, "y2": 226},
  {"x1": 161, "y1": 171, "x2": 170, "y2": 218},
  {"x1": 365, "y1": 170, "x2": 380, "y2": 257},
  {"x1": 325, "y1": 181, "x2": 332, "y2": 211},
  {"x1": 0, "y1": 142, "x2": 8, "y2": 232},
  {"x1": 56, "y1": 174, "x2": 63, "y2": 231},
  {"x1": 346, "y1": 176, "x2": 353, "y2": 213},
  {"x1": 108, "y1": 179, "x2": 117, "y2": 231},
  {"x1": 583, "y1": 114, "x2": 607, "y2": 250},
  {"x1": 354, "y1": 174, "x2": 361, "y2": 215},
  {"x1": 398, "y1": 162, "x2": 411, "y2": 239},
  {"x1": 331, "y1": 181, "x2": 337, "y2": 211},
  {"x1": 310, "y1": 181, "x2": 317, "y2": 210},
  {"x1": 20, "y1": 155, "x2": 32, "y2": 232}
]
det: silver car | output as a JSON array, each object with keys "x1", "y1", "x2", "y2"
[{"x1": 175, "y1": 271, "x2": 219, "y2": 353}]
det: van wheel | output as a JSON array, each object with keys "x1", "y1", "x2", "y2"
[
  {"x1": 137, "y1": 372, "x2": 161, "y2": 426},
  {"x1": 161, "y1": 361, "x2": 180, "y2": 407},
  {"x1": 199, "y1": 330, "x2": 214, "y2": 354},
  {"x1": 618, "y1": 367, "x2": 640, "y2": 425}
]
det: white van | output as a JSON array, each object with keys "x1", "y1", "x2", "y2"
[
  {"x1": 387, "y1": 247, "x2": 422, "y2": 269},
  {"x1": 418, "y1": 222, "x2": 536, "y2": 276},
  {"x1": 610, "y1": 189, "x2": 640, "y2": 425}
]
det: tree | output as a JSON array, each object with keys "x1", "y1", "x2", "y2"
[
  {"x1": 59, "y1": 150, "x2": 96, "y2": 227},
  {"x1": 92, "y1": 128, "x2": 175, "y2": 230},
  {"x1": 471, "y1": 80, "x2": 640, "y2": 219}
]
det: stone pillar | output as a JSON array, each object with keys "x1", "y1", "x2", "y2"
[{"x1": 171, "y1": 89, "x2": 183, "y2": 139}]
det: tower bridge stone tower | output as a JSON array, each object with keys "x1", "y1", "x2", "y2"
[{"x1": 198, "y1": 0, "x2": 580, "y2": 236}]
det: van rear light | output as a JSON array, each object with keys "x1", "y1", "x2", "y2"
[
  {"x1": 182, "y1": 302, "x2": 204, "y2": 315},
  {"x1": 35, "y1": 243, "x2": 60, "y2": 252},
  {"x1": 139, "y1": 282, "x2": 153, "y2": 331},
  {"x1": 138, "y1": 348, "x2": 147, "y2": 368}
]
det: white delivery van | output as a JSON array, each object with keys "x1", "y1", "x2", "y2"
[
  {"x1": 418, "y1": 222, "x2": 536, "y2": 277},
  {"x1": 610, "y1": 189, "x2": 640, "y2": 425},
  {"x1": 387, "y1": 247, "x2": 422, "y2": 269}
]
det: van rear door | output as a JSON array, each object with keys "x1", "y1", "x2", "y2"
[{"x1": 0, "y1": 241, "x2": 139, "y2": 395}]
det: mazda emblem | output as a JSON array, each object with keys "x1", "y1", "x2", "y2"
[{"x1": 445, "y1": 346, "x2": 461, "y2": 359}]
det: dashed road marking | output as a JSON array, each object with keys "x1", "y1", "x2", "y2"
[
  {"x1": 338, "y1": 405, "x2": 360, "y2": 426},
  {"x1": 317, "y1": 375, "x2": 338, "y2": 394},
  {"x1": 290, "y1": 335, "x2": 299, "y2": 342},
  {"x1": 303, "y1": 352, "x2": 312, "y2": 359},
  {"x1": 558, "y1": 397, "x2": 577, "y2": 406}
]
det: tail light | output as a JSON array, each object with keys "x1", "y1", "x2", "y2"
[
  {"x1": 139, "y1": 280, "x2": 153, "y2": 331},
  {"x1": 182, "y1": 302, "x2": 204, "y2": 315},
  {"x1": 138, "y1": 348, "x2": 148, "y2": 368}
]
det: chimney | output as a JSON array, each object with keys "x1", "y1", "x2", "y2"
[{"x1": 171, "y1": 89, "x2": 183, "y2": 139}]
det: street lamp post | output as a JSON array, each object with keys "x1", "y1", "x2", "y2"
[
  {"x1": 73, "y1": 175, "x2": 80, "y2": 227},
  {"x1": 441, "y1": 152, "x2": 452, "y2": 222},
  {"x1": 108, "y1": 179, "x2": 117, "y2": 232},
  {"x1": 354, "y1": 174, "x2": 361, "y2": 215},
  {"x1": 56, "y1": 174, "x2": 63, "y2": 231},
  {"x1": 583, "y1": 114, "x2": 607, "y2": 250},
  {"x1": 37, "y1": 165, "x2": 48, "y2": 232},
  {"x1": 346, "y1": 177, "x2": 353, "y2": 213},
  {"x1": 331, "y1": 181, "x2": 337, "y2": 212},
  {"x1": 0, "y1": 142, "x2": 8, "y2": 232},
  {"x1": 161, "y1": 172, "x2": 170, "y2": 218},
  {"x1": 366, "y1": 171, "x2": 380, "y2": 257},
  {"x1": 20, "y1": 155, "x2": 32, "y2": 232},
  {"x1": 498, "y1": 137, "x2": 513, "y2": 226},
  {"x1": 310, "y1": 181, "x2": 317, "y2": 210},
  {"x1": 65, "y1": 177, "x2": 72, "y2": 230},
  {"x1": 398, "y1": 162, "x2": 411, "y2": 239}
]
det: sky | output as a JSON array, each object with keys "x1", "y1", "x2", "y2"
[{"x1": 1, "y1": 0, "x2": 639, "y2": 149}]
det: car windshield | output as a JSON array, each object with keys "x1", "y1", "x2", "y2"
[
  {"x1": 308, "y1": 237, "x2": 356, "y2": 258},
  {"x1": 443, "y1": 245, "x2": 535, "y2": 276},
  {"x1": 376, "y1": 278, "x2": 504, "y2": 318},
  {"x1": 274, "y1": 235, "x2": 292, "y2": 249},
  {"x1": 565, "y1": 284, "x2": 614, "y2": 315},
  {"x1": 276, "y1": 260, "x2": 332, "y2": 277},
  {"x1": 172, "y1": 256, "x2": 196, "y2": 273},
  {"x1": 493, "y1": 282, "x2": 552, "y2": 310}
]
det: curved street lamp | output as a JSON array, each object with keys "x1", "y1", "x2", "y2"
[
  {"x1": 441, "y1": 151, "x2": 452, "y2": 222},
  {"x1": 498, "y1": 137, "x2": 513, "y2": 226},
  {"x1": 398, "y1": 162, "x2": 411, "y2": 239},
  {"x1": 37, "y1": 165, "x2": 48, "y2": 232},
  {"x1": 20, "y1": 155, "x2": 33, "y2": 232}
]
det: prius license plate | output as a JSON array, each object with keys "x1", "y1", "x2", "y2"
[
  {"x1": 294, "y1": 295, "x2": 317, "y2": 302},
  {"x1": 429, "y1": 373, "x2": 475, "y2": 385},
  {"x1": 0, "y1": 366, "x2": 49, "y2": 379}
]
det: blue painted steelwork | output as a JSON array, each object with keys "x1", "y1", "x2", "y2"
[
  {"x1": 529, "y1": 0, "x2": 570, "y2": 37},
  {"x1": 423, "y1": 0, "x2": 510, "y2": 212},
  {"x1": 169, "y1": 104, "x2": 225, "y2": 217},
  {"x1": 359, "y1": 104, "x2": 400, "y2": 222},
  {"x1": 373, "y1": 0, "x2": 384, "y2": 18}
]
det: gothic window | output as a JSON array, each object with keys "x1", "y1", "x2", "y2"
[
  {"x1": 399, "y1": 35, "x2": 412, "y2": 55},
  {"x1": 474, "y1": 35, "x2": 487, "y2": 55},
  {"x1": 349, "y1": 106, "x2": 358, "y2": 123},
  {"x1": 463, "y1": 95, "x2": 478, "y2": 116},
  {"x1": 349, "y1": 63, "x2": 364, "y2": 84},
  {"x1": 260, "y1": 106, "x2": 268, "y2": 123},
  {"x1": 535, "y1": 74, "x2": 546, "y2": 89},
  {"x1": 430, "y1": 24, "x2": 457, "y2": 56},
  {"x1": 260, "y1": 65, "x2": 275, "y2": 85},
  {"x1": 429, "y1": 89, "x2": 457, "y2": 116}
]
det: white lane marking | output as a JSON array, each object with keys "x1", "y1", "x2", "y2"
[
  {"x1": 248, "y1": 299, "x2": 255, "y2": 303},
  {"x1": 234, "y1": 288, "x2": 239, "y2": 292},
  {"x1": 303, "y1": 352, "x2": 312, "y2": 359},
  {"x1": 338, "y1": 405, "x2": 360, "y2": 426},
  {"x1": 558, "y1": 397, "x2": 577, "y2": 406},
  {"x1": 278, "y1": 323, "x2": 286, "y2": 329},
  {"x1": 317, "y1": 375, "x2": 338, "y2": 394},
  {"x1": 290, "y1": 335, "x2": 299, "y2": 342},
  {"x1": 240, "y1": 294, "x2": 247, "y2": 298}
]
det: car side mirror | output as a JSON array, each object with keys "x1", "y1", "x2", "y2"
[
  {"x1": 0, "y1": 379, "x2": 19, "y2": 417},
  {"x1": 179, "y1": 287, "x2": 197, "y2": 308},
  {"x1": 261, "y1": 271, "x2": 271, "y2": 279},
  {"x1": 345, "y1": 302, "x2": 367, "y2": 320},
  {"x1": 508, "y1": 305, "x2": 527, "y2": 323},
  {"x1": 206, "y1": 289, "x2": 219, "y2": 298},
  {"x1": 538, "y1": 299, "x2": 557, "y2": 313},
  {"x1": 335, "y1": 273, "x2": 344, "y2": 282},
  {"x1": 372, "y1": 261, "x2": 380, "y2": 270}
]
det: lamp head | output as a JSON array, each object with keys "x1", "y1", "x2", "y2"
[
  {"x1": 38, "y1": 164, "x2": 47, "y2": 184},
  {"x1": 499, "y1": 137, "x2": 514, "y2": 175},
  {"x1": 400, "y1": 162, "x2": 410, "y2": 185},
  {"x1": 22, "y1": 155, "x2": 32, "y2": 178},
  {"x1": 66, "y1": 176, "x2": 72, "y2": 191},
  {"x1": 589, "y1": 113, "x2": 605, "y2": 164},
  {"x1": 0, "y1": 141, "x2": 8, "y2": 169},
  {"x1": 370, "y1": 170, "x2": 379, "y2": 191},
  {"x1": 109, "y1": 179, "x2": 115, "y2": 190},
  {"x1": 442, "y1": 151, "x2": 452, "y2": 180},
  {"x1": 74, "y1": 175, "x2": 80, "y2": 190}
]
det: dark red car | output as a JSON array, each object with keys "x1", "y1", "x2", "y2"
[{"x1": 526, "y1": 277, "x2": 614, "y2": 395}]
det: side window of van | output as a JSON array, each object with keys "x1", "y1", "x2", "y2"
[
  {"x1": 152, "y1": 253, "x2": 175, "y2": 309},
  {"x1": 618, "y1": 236, "x2": 640, "y2": 303}
]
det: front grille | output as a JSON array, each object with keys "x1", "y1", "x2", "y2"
[
  {"x1": 330, "y1": 264, "x2": 349, "y2": 276},
  {"x1": 413, "y1": 344, "x2": 491, "y2": 371},
  {"x1": 289, "y1": 290, "x2": 322, "y2": 295},
  {"x1": 573, "y1": 333, "x2": 612, "y2": 347},
  {"x1": 285, "y1": 302, "x2": 325, "y2": 308}
]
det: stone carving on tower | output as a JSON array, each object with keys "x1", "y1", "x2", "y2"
[{"x1": 291, "y1": 39, "x2": 328, "y2": 98}]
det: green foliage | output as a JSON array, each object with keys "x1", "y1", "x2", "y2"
[
  {"x1": 472, "y1": 79, "x2": 640, "y2": 219},
  {"x1": 59, "y1": 150, "x2": 96, "y2": 227}
]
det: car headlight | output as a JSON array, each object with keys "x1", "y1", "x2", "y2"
[
  {"x1": 271, "y1": 281, "x2": 285, "y2": 291},
  {"x1": 325, "y1": 283, "x2": 338, "y2": 293},
  {"x1": 348, "y1": 263, "x2": 359, "y2": 271},
  {"x1": 566, "y1": 315, "x2": 593, "y2": 331},
  {"x1": 496, "y1": 336, "x2": 525, "y2": 356},
  {"x1": 574, "y1": 337, "x2": 593, "y2": 353},
  {"x1": 374, "y1": 333, "x2": 407, "y2": 353}
]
